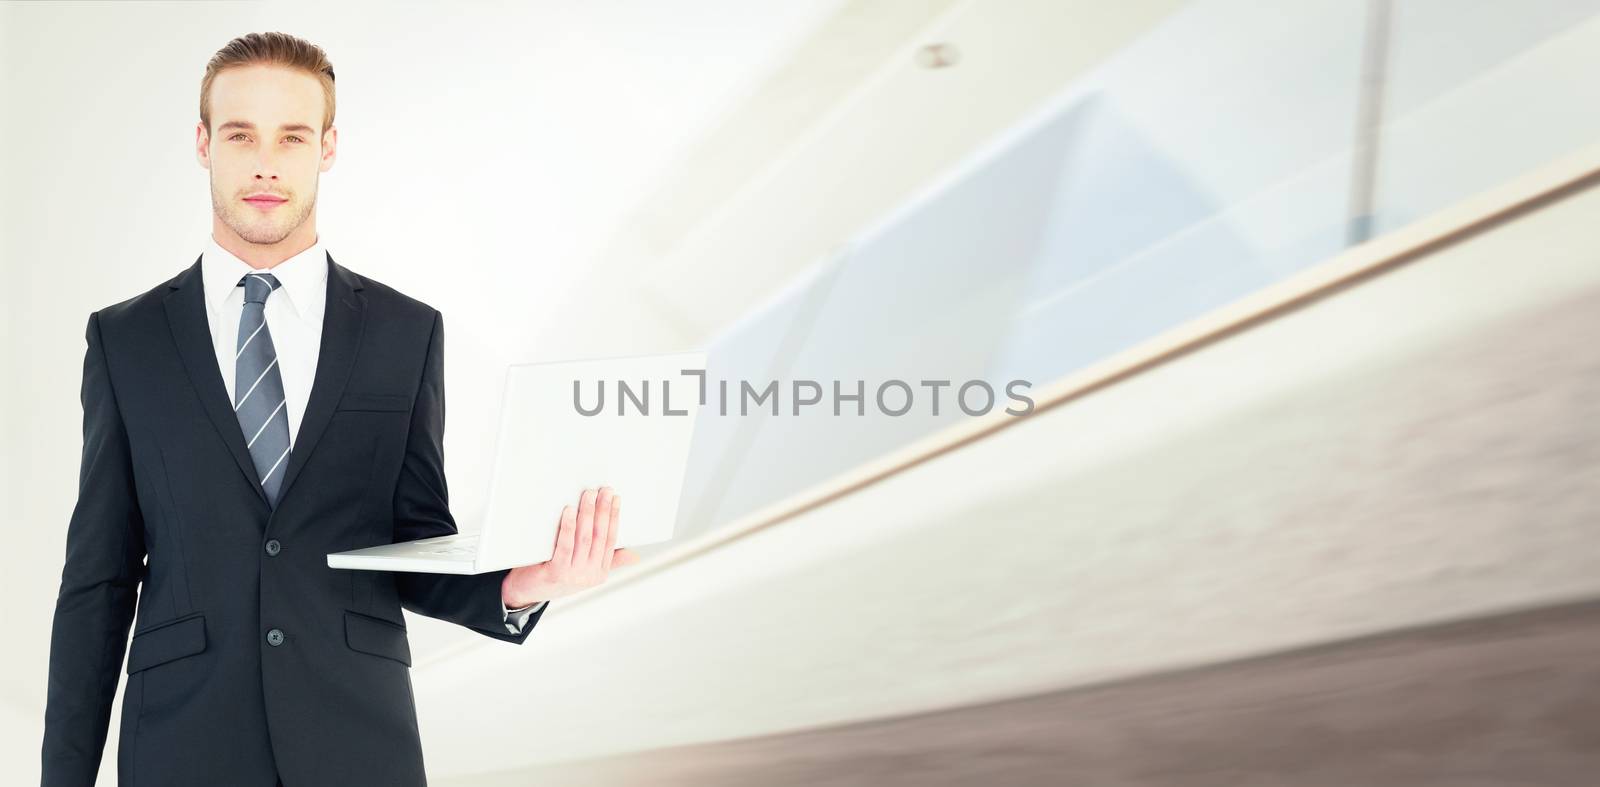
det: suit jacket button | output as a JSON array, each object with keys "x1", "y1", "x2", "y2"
[
  {"x1": 264, "y1": 539, "x2": 281, "y2": 556},
  {"x1": 266, "y1": 628, "x2": 285, "y2": 646}
]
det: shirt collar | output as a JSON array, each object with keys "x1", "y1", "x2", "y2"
[{"x1": 201, "y1": 233, "x2": 328, "y2": 318}]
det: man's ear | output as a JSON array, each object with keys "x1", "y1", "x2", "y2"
[
  {"x1": 320, "y1": 125, "x2": 337, "y2": 172},
  {"x1": 195, "y1": 121, "x2": 211, "y2": 170}
]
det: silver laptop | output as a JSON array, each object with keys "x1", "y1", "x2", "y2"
[{"x1": 327, "y1": 349, "x2": 707, "y2": 575}]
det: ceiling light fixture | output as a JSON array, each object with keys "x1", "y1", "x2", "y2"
[{"x1": 914, "y1": 42, "x2": 960, "y2": 69}]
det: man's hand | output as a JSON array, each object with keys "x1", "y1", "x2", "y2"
[{"x1": 501, "y1": 486, "x2": 640, "y2": 608}]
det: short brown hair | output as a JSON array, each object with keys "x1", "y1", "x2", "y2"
[{"x1": 200, "y1": 32, "x2": 337, "y2": 135}]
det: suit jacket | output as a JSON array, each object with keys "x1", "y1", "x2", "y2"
[{"x1": 41, "y1": 252, "x2": 546, "y2": 787}]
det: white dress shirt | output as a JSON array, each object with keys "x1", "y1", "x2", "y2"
[{"x1": 201, "y1": 234, "x2": 545, "y2": 633}]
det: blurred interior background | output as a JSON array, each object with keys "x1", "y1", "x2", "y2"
[{"x1": 4, "y1": 0, "x2": 1600, "y2": 784}]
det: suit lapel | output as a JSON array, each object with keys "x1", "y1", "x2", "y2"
[
  {"x1": 163, "y1": 251, "x2": 367, "y2": 515},
  {"x1": 166, "y1": 255, "x2": 270, "y2": 509},
  {"x1": 273, "y1": 252, "x2": 366, "y2": 510}
]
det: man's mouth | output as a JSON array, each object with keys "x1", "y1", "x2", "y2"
[{"x1": 243, "y1": 194, "x2": 288, "y2": 209}]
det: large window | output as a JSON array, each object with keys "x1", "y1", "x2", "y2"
[{"x1": 665, "y1": 0, "x2": 1600, "y2": 542}]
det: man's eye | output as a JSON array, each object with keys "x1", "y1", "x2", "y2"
[
  {"x1": 285, "y1": 136, "x2": 304, "y2": 143},
  {"x1": 229, "y1": 133, "x2": 247, "y2": 141}
]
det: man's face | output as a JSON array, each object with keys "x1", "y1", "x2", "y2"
[{"x1": 198, "y1": 64, "x2": 334, "y2": 246}]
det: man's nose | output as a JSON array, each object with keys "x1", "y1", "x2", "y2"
[{"x1": 253, "y1": 154, "x2": 282, "y2": 179}]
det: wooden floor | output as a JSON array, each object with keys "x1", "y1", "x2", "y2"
[{"x1": 457, "y1": 599, "x2": 1600, "y2": 786}]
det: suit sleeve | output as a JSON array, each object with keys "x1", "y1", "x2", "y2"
[
  {"x1": 393, "y1": 310, "x2": 546, "y2": 644},
  {"x1": 501, "y1": 599, "x2": 548, "y2": 634},
  {"x1": 41, "y1": 311, "x2": 149, "y2": 787}
]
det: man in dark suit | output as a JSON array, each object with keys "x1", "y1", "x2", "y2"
[{"x1": 40, "y1": 32, "x2": 637, "y2": 786}]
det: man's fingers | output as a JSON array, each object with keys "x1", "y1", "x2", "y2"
[
  {"x1": 601, "y1": 494, "x2": 620, "y2": 572},
  {"x1": 612, "y1": 547, "x2": 640, "y2": 567},
  {"x1": 552, "y1": 504, "x2": 577, "y2": 567},
  {"x1": 574, "y1": 488, "x2": 596, "y2": 564},
  {"x1": 591, "y1": 487, "x2": 614, "y2": 565}
]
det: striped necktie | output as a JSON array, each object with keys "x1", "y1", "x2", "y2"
[{"x1": 235, "y1": 272, "x2": 292, "y2": 507}]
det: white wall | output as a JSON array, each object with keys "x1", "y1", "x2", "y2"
[{"x1": 0, "y1": 1, "x2": 843, "y2": 780}]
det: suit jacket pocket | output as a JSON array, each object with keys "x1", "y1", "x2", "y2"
[
  {"x1": 345, "y1": 609, "x2": 412, "y2": 667},
  {"x1": 126, "y1": 612, "x2": 207, "y2": 674},
  {"x1": 336, "y1": 392, "x2": 410, "y2": 412}
]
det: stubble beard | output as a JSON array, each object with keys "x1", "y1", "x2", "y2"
[{"x1": 210, "y1": 170, "x2": 318, "y2": 247}]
